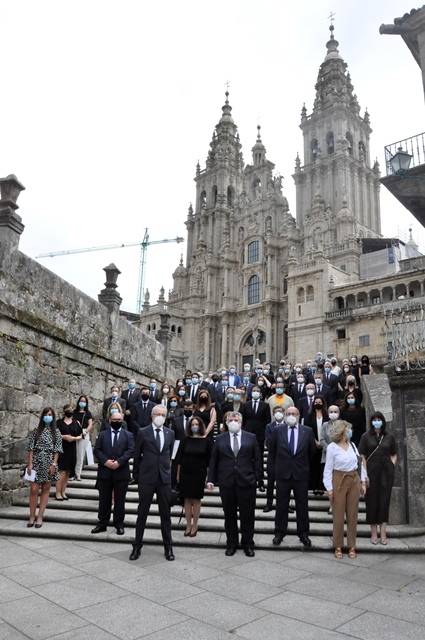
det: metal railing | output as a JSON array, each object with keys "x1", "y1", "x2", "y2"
[
  {"x1": 325, "y1": 308, "x2": 353, "y2": 320},
  {"x1": 385, "y1": 132, "x2": 425, "y2": 176},
  {"x1": 384, "y1": 299, "x2": 425, "y2": 370}
]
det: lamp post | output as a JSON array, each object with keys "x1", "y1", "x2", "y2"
[{"x1": 389, "y1": 147, "x2": 413, "y2": 175}]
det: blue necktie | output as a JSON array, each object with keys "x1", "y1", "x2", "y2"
[{"x1": 289, "y1": 426, "x2": 295, "y2": 456}]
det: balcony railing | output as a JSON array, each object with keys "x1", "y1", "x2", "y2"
[
  {"x1": 384, "y1": 132, "x2": 425, "y2": 176},
  {"x1": 325, "y1": 308, "x2": 353, "y2": 320}
]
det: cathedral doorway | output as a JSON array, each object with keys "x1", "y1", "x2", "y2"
[{"x1": 239, "y1": 329, "x2": 267, "y2": 367}]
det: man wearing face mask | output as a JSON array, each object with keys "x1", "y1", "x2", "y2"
[
  {"x1": 122, "y1": 379, "x2": 141, "y2": 433},
  {"x1": 268, "y1": 381, "x2": 294, "y2": 420},
  {"x1": 290, "y1": 372, "x2": 307, "y2": 404},
  {"x1": 92, "y1": 412, "x2": 134, "y2": 536},
  {"x1": 322, "y1": 361, "x2": 338, "y2": 403},
  {"x1": 268, "y1": 406, "x2": 316, "y2": 547},
  {"x1": 207, "y1": 412, "x2": 261, "y2": 557},
  {"x1": 131, "y1": 387, "x2": 157, "y2": 434},
  {"x1": 148, "y1": 379, "x2": 162, "y2": 404},
  {"x1": 187, "y1": 373, "x2": 202, "y2": 403},
  {"x1": 102, "y1": 384, "x2": 127, "y2": 421},
  {"x1": 131, "y1": 405, "x2": 176, "y2": 561},
  {"x1": 312, "y1": 372, "x2": 332, "y2": 406},
  {"x1": 263, "y1": 406, "x2": 286, "y2": 512},
  {"x1": 242, "y1": 385, "x2": 270, "y2": 491},
  {"x1": 297, "y1": 383, "x2": 317, "y2": 422},
  {"x1": 228, "y1": 365, "x2": 241, "y2": 389}
]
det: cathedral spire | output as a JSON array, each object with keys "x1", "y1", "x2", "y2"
[{"x1": 252, "y1": 125, "x2": 267, "y2": 166}]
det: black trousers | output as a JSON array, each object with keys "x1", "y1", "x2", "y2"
[
  {"x1": 98, "y1": 477, "x2": 129, "y2": 528},
  {"x1": 257, "y1": 438, "x2": 265, "y2": 483},
  {"x1": 134, "y1": 482, "x2": 172, "y2": 548},
  {"x1": 219, "y1": 484, "x2": 256, "y2": 548},
  {"x1": 266, "y1": 459, "x2": 275, "y2": 508},
  {"x1": 275, "y1": 477, "x2": 309, "y2": 537}
]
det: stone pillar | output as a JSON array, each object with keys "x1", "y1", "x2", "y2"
[
  {"x1": 203, "y1": 321, "x2": 210, "y2": 372},
  {"x1": 98, "y1": 264, "x2": 123, "y2": 314},
  {"x1": 0, "y1": 174, "x2": 25, "y2": 252},
  {"x1": 156, "y1": 312, "x2": 171, "y2": 377},
  {"x1": 221, "y1": 321, "x2": 228, "y2": 366}
]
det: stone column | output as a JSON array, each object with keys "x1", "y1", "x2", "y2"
[
  {"x1": 203, "y1": 321, "x2": 210, "y2": 372},
  {"x1": 156, "y1": 313, "x2": 172, "y2": 378},
  {"x1": 221, "y1": 321, "x2": 228, "y2": 366},
  {"x1": 0, "y1": 175, "x2": 25, "y2": 253},
  {"x1": 98, "y1": 264, "x2": 123, "y2": 314}
]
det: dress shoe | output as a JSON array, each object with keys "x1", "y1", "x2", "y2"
[
  {"x1": 129, "y1": 545, "x2": 142, "y2": 561},
  {"x1": 299, "y1": 535, "x2": 312, "y2": 548},
  {"x1": 115, "y1": 527, "x2": 125, "y2": 535},
  {"x1": 244, "y1": 546, "x2": 255, "y2": 557},
  {"x1": 263, "y1": 505, "x2": 274, "y2": 513},
  {"x1": 91, "y1": 525, "x2": 107, "y2": 534},
  {"x1": 225, "y1": 546, "x2": 237, "y2": 556},
  {"x1": 272, "y1": 534, "x2": 284, "y2": 546},
  {"x1": 164, "y1": 547, "x2": 175, "y2": 561}
]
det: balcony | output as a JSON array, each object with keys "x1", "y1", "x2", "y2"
[
  {"x1": 381, "y1": 132, "x2": 425, "y2": 226},
  {"x1": 325, "y1": 308, "x2": 353, "y2": 321}
]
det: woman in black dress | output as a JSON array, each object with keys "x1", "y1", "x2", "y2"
[
  {"x1": 55, "y1": 404, "x2": 83, "y2": 500},
  {"x1": 177, "y1": 416, "x2": 213, "y2": 537},
  {"x1": 360, "y1": 355, "x2": 374, "y2": 376},
  {"x1": 194, "y1": 390, "x2": 216, "y2": 438},
  {"x1": 73, "y1": 395, "x2": 93, "y2": 480},
  {"x1": 304, "y1": 395, "x2": 328, "y2": 494},
  {"x1": 359, "y1": 412, "x2": 397, "y2": 545},
  {"x1": 341, "y1": 392, "x2": 366, "y2": 446}
]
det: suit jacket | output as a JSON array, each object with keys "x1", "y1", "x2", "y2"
[
  {"x1": 102, "y1": 396, "x2": 127, "y2": 420},
  {"x1": 133, "y1": 424, "x2": 175, "y2": 485},
  {"x1": 170, "y1": 414, "x2": 189, "y2": 441},
  {"x1": 268, "y1": 422, "x2": 316, "y2": 482},
  {"x1": 265, "y1": 420, "x2": 285, "y2": 446},
  {"x1": 313, "y1": 383, "x2": 332, "y2": 406},
  {"x1": 122, "y1": 388, "x2": 140, "y2": 408},
  {"x1": 148, "y1": 388, "x2": 162, "y2": 404},
  {"x1": 132, "y1": 399, "x2": 157, "y2": 431},
  {"x1": 242, "y1": 400, "x2": 270, "y2": 441},
  {"x1": 297, "y1": 395, "x2": 316, "y2": 421},
  {"x1": 290, "y1": 382, "x2": 307, "y2": 404},
  {"x1": 227, "y1": 373, "x2": 242, "y2": 388},
  {"x1": 322, "y1": 373, "x2": 339, "y2": 402},
  {"x1": 208, "y1": 431, "x2": 261, "y2": 489},
  {"x1": 94, "y1": 428, "x2": 134, "y2": 482}
]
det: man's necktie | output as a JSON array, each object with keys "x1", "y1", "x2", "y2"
[
  {"x1": 232, "y1": 433, "x2": 239, "y2": 457},
  {"x1": 155, "y1": 428, "x2": 161, "y2": 451},
  {"x1": 289, "y1": 426, "x2": 295, "y2": 456},
  {"x1": 112, "y1": 431, "x2": 118, "y2": 455},
  {"x1": 253, "y1": 400, "x2": 257, "y2": 413}
]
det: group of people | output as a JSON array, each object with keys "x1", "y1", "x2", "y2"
[{"x1": 25, "y1": 352, "x2": 397, "y2": 561}]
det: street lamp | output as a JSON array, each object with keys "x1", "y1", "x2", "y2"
[{"x1": 389, "y1": 146, "x2": 413, "y2": 174}]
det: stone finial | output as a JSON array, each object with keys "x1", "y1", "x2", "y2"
[
  {"x1": 98, "y1": 263, "x2": 122, "y2": 313},
  {"x1": 295, "y1": 153, "x2": 301, "y2": 171},
  {"x1": 158, "y1": 286, "x2": 165, "y2": 304},
  {"x1": 143, "y1": 288, "x2": 150, "y2": 311},
  {"x1": 0, "y1": 174, "x2": 26, "y2": 251},
  {"x1": 196, "y1": 161, "x2": 201, "y2": 176}
]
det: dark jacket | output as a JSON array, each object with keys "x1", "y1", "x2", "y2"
[
  {"x1": 268, "y1": 422, "x2": 316, "y2": 481},
  {"x1": 265, "y1": 420, "x2": 285, "y2": 446},
  {"x1": 132, "y1": 400, "x2": 157, "y2": 431},
  {"x1": 122, "y1": 387, "x2": 140, "y2": 408},
  {"x1": 133, "y1": 424, "x2": 175, "y2": 485},
  {"x1": 102, "y1": 396, "x2": 127, "y2": 420},
  {"x1": 208, "y1": 431, "x2": 261, "y2": 488},
  {"x1": 94, "y1": 428, "x2": 134, "y2": 481},
  {"x1": 242, "y1": 400, "x2": 270, "y2": 441}
]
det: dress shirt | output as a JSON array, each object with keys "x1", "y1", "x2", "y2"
[
  {"x1": 323, "y1": 442, "x2": 367, "y2": 490},
  {"x1": 229, "y1": 375, "x2": 236, "y2": 387},
  {"x1": 252, "y1": 399, "x2": 259, "y2": 413},
  {"x1": 229, "y1": 429, "x2": 242, "y2": 451},
  {"x1": 316, "y1": 415, "x2": 323, "y2": 440},
  {"x1": 286, "y1": 423, "x2": 299, "y2": 454},
  {"x1": 152, "y1": 424, "x2": 165, "y2": 451},
  {"x1": 110, "y1": 427, "x2": 122, "y2": 446},
  {"x1": 190, "y1": 384, "x2": 199, "y2": 400}
]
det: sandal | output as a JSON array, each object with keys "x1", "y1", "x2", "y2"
[
  {"x1": 370, "y1": 536, "x2": 378, "y2": 545},
  {"x1": 189, "y1": 527, "x2": 198, "y2": 537},
  {"x1": 334, "y1": 548, "x2": 343, "y2": 559},
  {"x1": 380, "y1": 537, "x2": 388, "y2": 545},
  {"x1": 62, "y1": 495, "x2": 69, "y2": 501},
  {"x1": 348, "y1": 548, "x2": 357, "y2": 559}
]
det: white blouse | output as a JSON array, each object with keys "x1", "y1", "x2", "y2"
[{"x1": 323, "y1": 442, "x2": 367, "y2": 491}]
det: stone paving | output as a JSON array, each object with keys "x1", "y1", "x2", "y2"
[{"x1": 0, "y1": 538, "x2": 424, "y2": 640}]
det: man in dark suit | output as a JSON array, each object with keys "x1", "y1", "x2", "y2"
[
  {"x1": 290, "y1": 373, "x2": 307, "y2": 404},
  {"x1": 263, "y1": 406, "x2": 286, "y2": 512},
  {"x1": 148, "y1": 379, "x2": 162, "y2": 404},
  {"x1": 131, "y1": 388, "x2": 156, "y2": 434},
  {"x1": 313, "y1": 373, "x2": 333, "y2": 406},
  {"x1": 130, "y1": 405, "x2": 175, "y2": 561},
  {"x1": 268, "y1": 406, "x2": 316, "y2": 548},
  {"x1": 102, "y1": 384, "x2": 127, "y2": 420},
  {"x1": 321, "y1": 362, "x2": 339, "y2": 403},
  {"x1": 241, "y1": 385, "x2": 269, "y2": 491},
  {"x1": 92, "y1": 411, "x2": 134, "y2": 535},
  {"x1": 207, "y1": 411, "x2": 261, "y2": 557},
  {"x1": 122, "y1": 379, "x2": 140, "y2": 433},
  {"x1": 297, "y1": 383, "x2": 317, "y2": 422}
]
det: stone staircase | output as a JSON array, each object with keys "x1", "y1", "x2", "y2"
[{"x1": 1, "y1": 457, "x2": 424, "y2": 553}]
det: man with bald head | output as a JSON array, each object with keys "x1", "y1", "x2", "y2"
[{"x1": 268, "y1": 406, "x2": 316, "y2": 548}]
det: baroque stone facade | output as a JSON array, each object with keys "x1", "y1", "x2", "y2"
[{"x1": 139, "y1": 26, "x2": 425, "y2": 371}]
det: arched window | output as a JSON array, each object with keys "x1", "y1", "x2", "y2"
[
  {"x1": 326, "y1": 132, "x2": 334, "y2": 154},
  {"x1": 177, "y1": 326, "x2": 182, "y2": 335},
  {"x1": 306, "y1": 285, "x2": 314, "y2": 302},
  {"x1": 334, "y1": 296, "x2": 344, "y2": 310},
  {"x1": 346, "y1": 132, "x2": 353, "y2": 155},
  {"x1": 248, "y1": 275, "x2": 260, "y2": 305},
  {"x1": 200, "y1": 190, "x2": 207, "y2": 208},
  {"x1": 311, "y1": 138, "x2": 319, "y2": 161},
  {"x1": 147, "y1": 324, "x2": 151, "y2": 332},
  {"x1": 171, "y1": 325, "x2": 176, "y2": 333},
  {"x1": 212, "y1": 185, "x2": 217, "y2": 205},
  {"x1": 297, "y1": 287, "x2": 305, "y2": 303},
  {"x1": 152, "y1": 322, "x2": 156, "y2": 330},
  {"x1": 247, "y1": 240, "x2": 260, "y2": 264},
  {"x1": 227, "y1": 186, "x2": 234, "y2": 207}
]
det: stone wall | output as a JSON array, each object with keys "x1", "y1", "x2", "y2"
[{"x1": 0, "y1": 175, "x2": 177, "y2": 502}]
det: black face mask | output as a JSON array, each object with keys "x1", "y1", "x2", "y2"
[
  {"x1": 314, "y1": 403, "x2": 323, "y2": 409},
  {"x1": 141, "y1": 393, "x2": 150, "y2": 401},
  {"x1": 111, "y1": 422, "x2": 122, "y2": 430},
  {"x1": 183, "y1": 410, "x2": 193, "y2": 418},
  {"x1": 64, "y1": 410, "x2": 73, "y2": 418},
  {"x1": 199, "y1": 396, "x2": 208, "y2": 402}
]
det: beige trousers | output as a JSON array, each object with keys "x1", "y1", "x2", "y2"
[{"x1": 332, "y1": 469, "x2": 360, "y2": 549}]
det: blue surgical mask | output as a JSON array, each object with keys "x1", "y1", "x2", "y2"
[
  {"x1": 43, "y1": 415, "x2": 53, "y2": 424},
  {"x1": 347, "y1": 398, "x2": 356, "y2": 406},
  {"x1": 170, "y1": 401, "x2": 178, "y2": 408},
  {"x1": 128, "y1": 382, "x2": 136, "y2": 389},
  {"x1": 226, "y1": 393, "x2": 234, "y2": 401},
  {"x1": 324, "y1": 367, "x2": 331, "y2": 373},
  {"x1": 178, "y1": 389, "x2": 186, "y2": 397},
  {"x1": 276, "y1": 387, "x2": 284, "y2": 395},
  {"x1": 78, "y1": 401, "x2": 87, "y2": 409},
  {"x1": 372, "y1": 420, "x2": 383, "y2": 430},
  {"x1": 111, "y1": 394, "x2": 118, "y2": 400},
  {"x1": 110, "y1": 408, "x2": 119, "y2": 415},
  {"x1": 192, "y1": 378, "x2": 199, "y2": 385},
  {"x1": 222, "y1": 381, "x2": 228, "y2": 388},
  {"x1": 346, "y1": 428, "x2": 353, "y2": 440},
  {"x1": 252, "y1": 391, "x2": 261, "y2": 400},
  {"x1": 229, "y1": 368, "x2": 236, "y2": 374},
  {"x1": 150, "y1": 383, "x2": 156, "y2": 389},
  {"x1": 191, "y1": 425, "x2": 200, "y2": 434},
  {"x1": 186, "y1": 378, "x2": 192, "y2": 385}
]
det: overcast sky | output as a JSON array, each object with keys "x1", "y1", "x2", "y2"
[{"x1": 1, "y1": 0, "x2": 424, "y2": 313}]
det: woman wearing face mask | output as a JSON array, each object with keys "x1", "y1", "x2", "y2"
[
  {"x1": 166, "y1": 394, "x2": 182, "y2": 426},
  {"x1": 160, "y1": 383, "x2": 172, "y2": 408},
  {"x1": 304, "y1": 395, "x2": 328, "y2": 495},
  {"x1": 320, "y1": 405, "x2": 342, "y2": 513},
  {"x1": 360, "y1": 355, "x2": 374, "y2": 376},
  {"x1": 349, "y1": 356, "x2": 361, "y2": 385},
  {"x1": 73, "y1": 395, "x2": 93, "y2": 481},
  {"x1": 341, "y1": 375, "x2": 363, "y2": 405},
  {"x1": 341, "y1": 392, "x2": 366, "y2": 446},
  {"x1": 194, "y1": 390, "x2": 217, "y2": 438},
  {"x1": 257, "y1": 375, "x2": 272, "y2": 399},
  {"x1": 323, "y1": 420, "x2": 367, "y2": 559},
  {"x1": 55, "y1": 404, "x2": 83, "y2": 500},
  {"x1": 359, "y1": 413, "x2": 397, "y2": 545},
  {"x1": 26, "y1": 408, "x2": 63, "y2": 528},
  {"x1": 177, "y1": 416, "x2": 212, "y2": 537}
]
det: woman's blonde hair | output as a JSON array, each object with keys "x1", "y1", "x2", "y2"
[
  {"x1": 108, "y1": 401, "x2": 123, "y2": 417},
  {"x1": 331, "y1": 419, "x2": 351, "y2": 443}
]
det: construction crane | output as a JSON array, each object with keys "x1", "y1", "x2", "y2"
[{"x1": 36, "y1": 228, "x2": 184, "y2": 312}]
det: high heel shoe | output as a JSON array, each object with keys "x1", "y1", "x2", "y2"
[
  {"x1": 35, "y1": 520, "x2": 43, "y2": 529},
  {"x1": 62, "y1": 495, "x2": 69, "y2": 501},
  {"x1": 184, "y1": 528, "x2": 191, "y2": 537},
  {"x1": 55, "y1": 495, "x2": 63, "y2": 501},
  {"x1": 27, "y1": 520, "x2": 35, "y2": 528},
  {"x1": 189, "y1": 527, "x2": 198, "y2": 537}
]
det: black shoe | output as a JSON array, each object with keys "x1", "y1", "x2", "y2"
[
  {"x1": 129, "y1": 545, "x2": 142, "y2": 561},
  {"x1": 244, "y1": 546, "x2": 255, "y2": 557},
  {"x1": 115, "y1": 527, "x2": 125, "y2": 535},
  {"x1": 263, "y1": 505, "x2": 274, "y2": 513},
  {"x1": 273, "y1": 534, "x2": 284, "y2": 546},
  {"x1": 225, "y1": 546, "x2": 237, "y2": 556},
  {"x1": 164, "y1": 547, "x2": 175, "y2": 561},
  {"x1": 300, "y1": 535, "x2": 312, "y2": 548},
  {"x1": 91, "y1": 525, "x2": 107, "y2": 534},
  {"x1": 258, "y1": 483, "x2": 266, "y2": 493}
]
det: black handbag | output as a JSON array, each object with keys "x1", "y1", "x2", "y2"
[{"x1": 169, "y1": 486, "x2": 184, "y2": 507}]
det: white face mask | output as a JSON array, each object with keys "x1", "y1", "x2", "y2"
[
  {"x1": 252, "y1": 391, "x2": 260, "y2": 400},
  {"x1": 286, "y1": 415, "x2": 297, "y2": 426},
  {"x1": 297, "y1": 377, "x2": 304, "y2": 384},
  {"x1": 306, "y1": 389, "x2": 315, "y2": 397},
  {"x1": 274, "y1": 411, "x2": 284, "y2": 422},
  {"x1": 328, "y1": 412, "x2": 339, "y2": 421},
  {"x1": 227, "y1": 421, "x2": 241, "y2": 433},
  {"x1": 153, "y1": 415, "x2": 166, "y2": 428}
]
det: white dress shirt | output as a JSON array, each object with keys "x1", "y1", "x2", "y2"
[
  {"x1": 323, "y1": 442, "x2": 367, "y2": 490},
  {"x1": 110, "y1": 427, "x2": 122, "y2": 446},
  {"x1": 152, "y1": 424, "x2": 165, "y2": 451}
]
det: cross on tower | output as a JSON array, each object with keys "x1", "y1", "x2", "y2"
[{"x1": 328, "y1": 11, "x2": 336, "y2": 26}]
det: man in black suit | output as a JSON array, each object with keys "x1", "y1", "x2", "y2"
[
  {"x1": 169, "y1": 400, "x2": 192, "y2": 487},
  {"x1": 207, "y1": 411, "x2": 261, "y2": 557},
  {"x1": 297, "y1": 383, "x2": 317, "y2": 422},
  {"x1": 148, "y1": 379, "x2": 162, "y2": 404},
  {"x1": 131, "y1": 388, "x2": 156, "y2": 434},
  {"x1": 322, "y1": 362, "x2": 339, "y2": 403},
  {"x1": 313, "y1": 373, "x2": 333, "y2": 406},
  {"x1": 102, "y1": 384, "x2": 127, "y2": 420},
  {"x1": 241, "y1": 385, "x2": 269, "y2": 492},
  {"x1": 268, "y1": 406, "x2": 316, "y2": 548},
  {"x1": 290, "y1": 373, "x2": 307, "y2": 404},
  {"x1": 263, "y1": 405, "x2": 286, "y2": 512},
  {"x1": 122, "y1": 379, "x2": 140, "y2": 433},
  {"x1": 92, "y1": 411, "x2": 134, "y2": 535},
  {"x1": 130, "y1": 405, "x2": 175, "y2": 561}
]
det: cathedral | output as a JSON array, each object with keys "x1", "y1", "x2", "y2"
[{"x1": 139, "y1": 25, "x2": 424, "y2": 371}]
